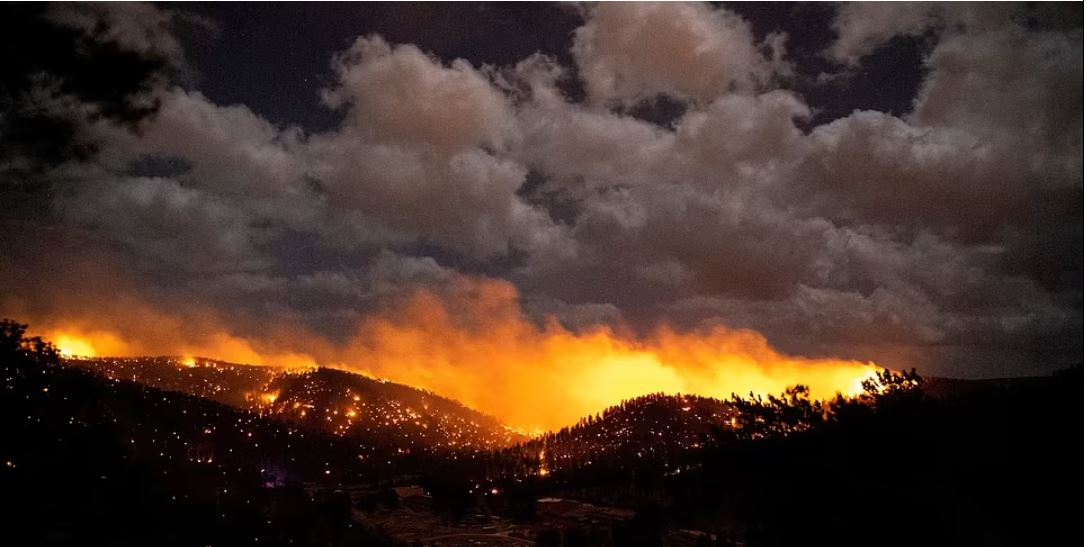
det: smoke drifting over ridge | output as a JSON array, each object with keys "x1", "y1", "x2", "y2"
[
  {"x1": 26, "y1": 273, "x2": 875, "y2": 431},
  {"x1": 0, "y1": 3, "x2": 1081, "y2": 426}
]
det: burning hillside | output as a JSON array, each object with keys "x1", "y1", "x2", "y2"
[
  {"x1": 37, "y1": 276, "x2": 878, "y2": 432},
  {"x1": 67, "y1": 356, "x2": 523, "y2": 452}
]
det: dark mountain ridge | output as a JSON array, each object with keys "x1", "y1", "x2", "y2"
[{"x1": 66, "y1": 356, "x2": 524, "y2": 452}]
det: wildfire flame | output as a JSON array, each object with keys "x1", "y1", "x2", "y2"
[
  {"x1": 49, "y1": 330, "x2": 127, "y2": 358},
  {"x1": 340, "y1": 280, "x2": 878, "y2": 431},
  {"x1": 26, "y1": 277, "x2": 880, "y2": 432}
]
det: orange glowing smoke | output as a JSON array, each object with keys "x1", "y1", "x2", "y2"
[
  {"x1": 339, "y1": 278, "x2": 878, "y2": 432},
  {"x1": 49, "y1": 329, "x2": 127, "y2": 358},
  {"x1": 26, "y1": 277, "x2": 878, "y2": 432},
  {"x1": 38, "y1": 327, "x2": 319, "y2": 369}
]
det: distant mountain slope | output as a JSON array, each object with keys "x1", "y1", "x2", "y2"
[
  {"x1": 66, "y1": 357, "x2": 524, "y2": 451},
  {"x1": 488, "y1": 393, "x2": 744, "y2": 479},
  {"x1": 66, "y1": 356, "x2": 276, "y2": 407},
  {"x1": 550, "y1": 393, "x2": 739, "y2": 453},
  {"x1": 920, "y1": 375, "x2": 1052, "y2": 398},
  {"x1": 264, "y1": 367, "x2": 523, "y2": 450}
]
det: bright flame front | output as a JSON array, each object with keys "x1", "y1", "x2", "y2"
[
  {"x1": 29, "y1": 278, "x2": 880, "y2": 432},
  {"x1": 339, "y1": 280, "x2": 879, "y2": 431}
]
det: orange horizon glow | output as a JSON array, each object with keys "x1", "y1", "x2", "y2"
[
  {"x1": 38, "y1": 328, "x2": 319, "y2": 370},
  {"x1": 335, "y1": 280, "x2": 879, "y2": 431},
  {"x1": 49, "y1": 329, "x2": 127, "y2": 358},
  {"x1": 27, "y1": 278, "x2": 880, "y2": 432}
]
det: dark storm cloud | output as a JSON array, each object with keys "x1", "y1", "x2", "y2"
[{"x1": 0, "y1": 2, "x2": 1081, "y2": 378}]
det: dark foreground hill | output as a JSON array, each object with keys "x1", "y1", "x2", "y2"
[
  {"x1": 2, "y1": 341, "x2": 401, "y2": 545},
  {"x1": 264, "y1": 367, "x2": 521, "y2": 450},
  {"x1": 472, "y1": 368, "x2": 1084, "y2": 547},
  {"x1": 67, "y1": 356, "x2": 524, "y2": 452},
  {"x1": 4, "y1": 322, "x2": 1082, "y2": 547},
  {"x1": 484, "y1": 393, "x2": 744, "y2": 481}
]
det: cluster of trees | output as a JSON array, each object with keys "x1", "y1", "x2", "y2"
[
  {"x1": 0, "y1": 319, "x2": 60, "y2": 371},
  {"x1": 543, "y1": 367, "x2": 1078, "y2": 547},
  {"x1": 728, "y1": 368, "x2": 926, "y2": 439}
]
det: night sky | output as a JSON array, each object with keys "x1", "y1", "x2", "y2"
[{"x1": 0, "y1": 2, "x2": 1082, "y2": 382}]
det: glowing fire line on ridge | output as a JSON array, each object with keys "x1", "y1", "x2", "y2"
[{"x1": 31, "y1": 278, "x2": 880, "y2": 432}]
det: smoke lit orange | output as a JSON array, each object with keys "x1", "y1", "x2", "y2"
[
  {"x1": 340, "y1": 278, "x2": 877, "y2": 431},
  {"x1": 28, "y1": 277, "x2": 877, "y2": 432},
  {"x1": 49, "y1": 329, "x2": 127, "y2": 358}
]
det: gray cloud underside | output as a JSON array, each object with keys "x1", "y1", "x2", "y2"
[{"x1": 3, "y1": 2, "x2": 1081, "y2": 377}]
